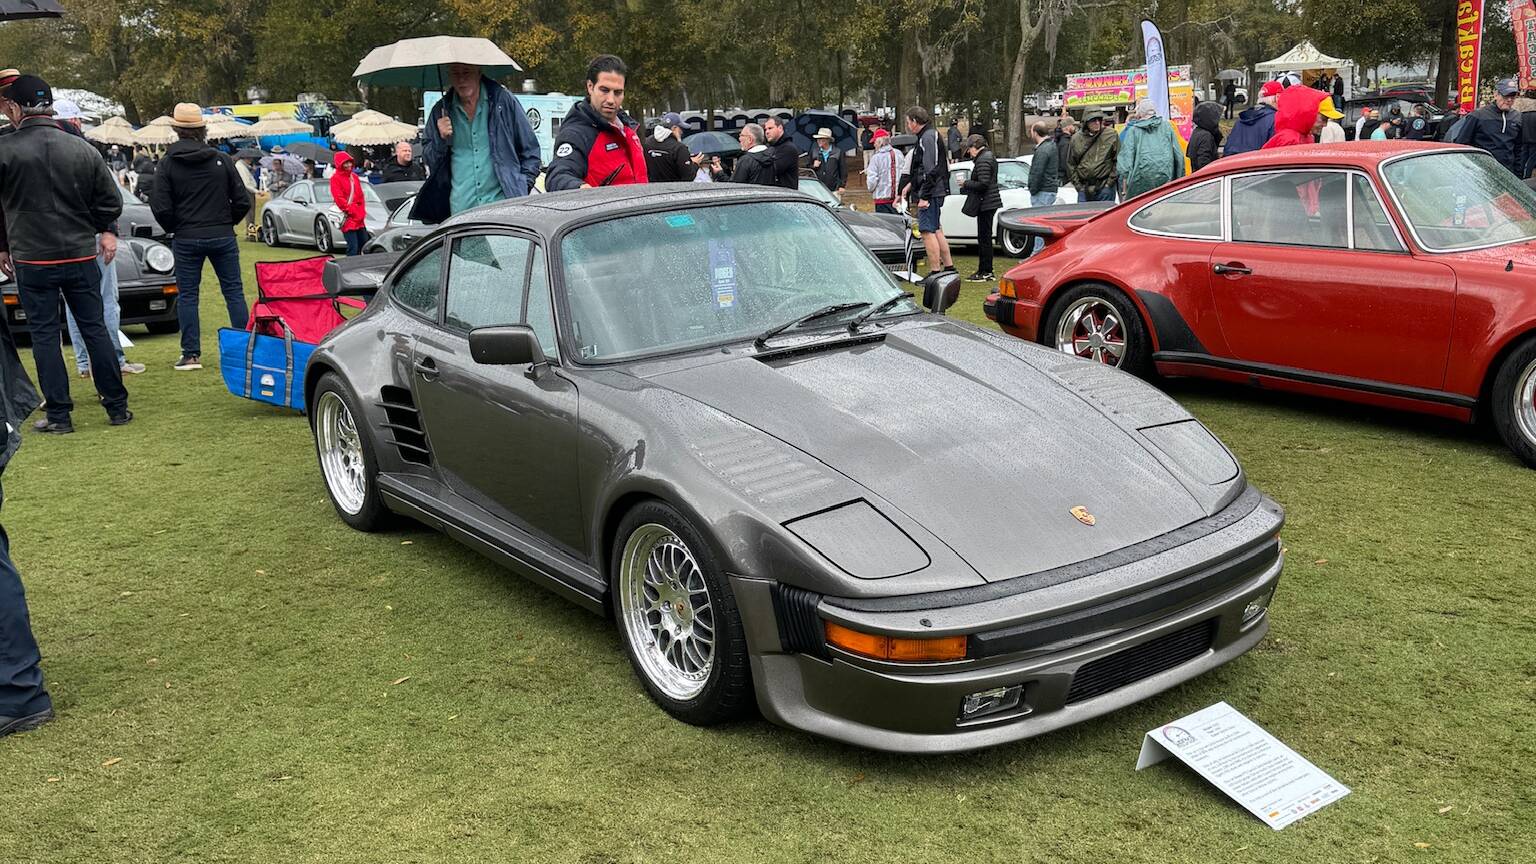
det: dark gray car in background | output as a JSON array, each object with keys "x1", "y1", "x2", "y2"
[{"x1": 305, "y1": 185, "x2": 1284, "y2": 753}]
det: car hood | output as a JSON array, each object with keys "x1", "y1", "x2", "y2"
[
  {"x1": 643, "y1": 321, "x2": 1212, "y2": 582},
  {"x1": 836, "y1": 208, "x2": 906, "y2": 248}
]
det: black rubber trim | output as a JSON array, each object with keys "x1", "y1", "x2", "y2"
[
  {"x1": 968, "y1": 540, "x2": 1277, "y2": 659},
  {"x1": 771, "y1": 583, "x2": 830, "y2": 659},
  {"x1": 1135, "y1": 291, "x2": 1208, "y2": 355},
  {"x1": 1153, "y1": 351, "x2": 1477, "y2": 408},
  {"x1": 1065, "y1": 619, "x2": 1216, "y2": 704},
  {"x1": 984, "y1": 296, "x2": 1014, "y2": 325},
  {"x1": 824, "y1": 485, "x2": 1268, "y2": 614}
]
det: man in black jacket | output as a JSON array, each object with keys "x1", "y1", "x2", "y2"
[
  {"x1": 645, "y1": 112, "x2": 697, "y2": 183},
  {"x1": 1187, "y1": 100, "x2": 1223, "y2": 172},
  {"x1": 1454, "y1": 78, "x2": 1523, "y2": 176},
  {"x1": 809, "y1": 128, "x2": 846, "y2": 199},
  {"x1": 906, "y1": 106, "x2": 954, "y2": 273},
  {"x1": 960, "y1": 135, "x2": 1002, "y2": 282},
  {"x1": 0, "y1": 75, "x2": 130, "y2": 433},
  {"x1": 728, "y1": 124, "x2": 775, "y2": 185},
  {"x1": 150, "y1": 103, "x2": 252, "y2": 371},
  {"x1": 761, "y1": 116, "x2": 800, "y2": 189},
  {"x1": 380, "y1": 142, "x2": 425, "y2": 183}
]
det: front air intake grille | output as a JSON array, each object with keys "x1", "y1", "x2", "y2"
[
  {"x1": 771, "y1": 584, "x2": 829, "y2": 660},
  {"x1": 377, "y1": 385, "x2": 431, "y2": 465},
  {"x1": 1065, "y1": 619, "x2": 1216, "y2": 705}
]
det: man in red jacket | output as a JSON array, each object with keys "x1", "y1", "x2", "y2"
[
  {"x1": 1263, "y1": 86, "x2": 1342, "y2": 149},
  {"x1": 328, "y1": 152, "x2": 369, "y2": 256},
  {"x1": 545, "y1": 55, "x2": 648, "y2": 191}
]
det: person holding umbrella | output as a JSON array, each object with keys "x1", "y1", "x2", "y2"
[
  {"x1": 809, "y1": 127, "x2": 845, "y2": 200},
  {"x1": 422, "y1": 62, "x2": 541, "y2": 216},
  {"x1": 546, "y1": 55, "x2": 647, "y2": 191}
]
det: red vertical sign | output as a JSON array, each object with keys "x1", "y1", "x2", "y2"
[
  {"x1": 1457, "y1": 0, "x2": 1485, "y2": 112},
  {"x1": 1512, "y1": 0, "x2": 1536, "y2": 91}
]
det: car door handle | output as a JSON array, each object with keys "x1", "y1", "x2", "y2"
[
  {"x1": 413, "y1": 357, "x2": 439, "y2": 381},
  {"x1": 1212, "y1": 262, "x2": 1252, "y2": 276}
]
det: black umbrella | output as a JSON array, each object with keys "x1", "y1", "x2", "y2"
[
  {"x1": 0, "y1": 0, "x2": 64, "y2": 21},
  {"x1": 685, "y1": 130, "x2": 741, "y2": 156},
  {"x1": 285, "y1": 141, "x2": 335, "y2": 162},
  {"x1": 790, "y1": 110, "x2": 859, "y2": 155},
  {"x1": 888, "y1": 133, "x2": 917, "y2": 149},
  {"x1": 235, "y1": 147, "x2": 264, "y2": 160}
]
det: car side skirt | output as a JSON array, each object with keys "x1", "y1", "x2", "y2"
[{"x1": 378, "y1": 473, "x2": 608, "y2": 614}]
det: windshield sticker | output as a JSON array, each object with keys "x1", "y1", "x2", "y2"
[
  {"x1": 709, "y1": 239, "x2": 737, "y2": 309},
  {"x1": 665, "y1": 214, "x2": 696, "y2": 228}
]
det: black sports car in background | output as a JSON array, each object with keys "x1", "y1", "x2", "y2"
[{"x1": 2, "y1": 237, "x2": 181, "y2": 336}]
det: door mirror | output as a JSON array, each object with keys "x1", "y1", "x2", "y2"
[
  {"x1": 469, "y1": 325, "x2": 543, "y2": 367},
  {"x1": 920, "y1": 270, "x2": 961, "y2": 315}
]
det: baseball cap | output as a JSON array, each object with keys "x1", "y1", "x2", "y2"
[
  {"x1": 1497, "y1": 77, "x2": 1519, "y2": 97},
  {"x1": 661, "y1": 111, "x2": 684, "y2": 128},
  {"x1": 1316, "y1": 96, "x2": 1343, "y2": 120},
  {"x1": 4, "y1": 74, "x2": 51, "y2": 108},
  {"x1": 872, "y1": 128, "x2": 889, "y2": 141},
  {"x1": 1259, "y1": 80, "x2": 1284, "y2": 99}
]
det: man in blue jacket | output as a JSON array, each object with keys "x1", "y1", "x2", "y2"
[
  {"x1": 1454, "y1": 78, "x2": 1523, "y2": 176},
  {"x1": 416, "y1": 63, "x2": 542, "y2": 222},
  {"x1": 1224, "y1": 80, "x2": 1282, "y2": 156}
]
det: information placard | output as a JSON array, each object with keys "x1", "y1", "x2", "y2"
[{"x1": 1136, "y1": 701, "x2": 1349, "y2": 830}]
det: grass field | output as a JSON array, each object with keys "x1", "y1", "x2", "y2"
[{"x1": 1, "y1": 240, "x2": 1532, "y2": 862}]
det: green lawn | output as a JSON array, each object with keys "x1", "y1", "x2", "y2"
[{"x1": 0, "y1": 243, "x2": 1531, "y2": 862}]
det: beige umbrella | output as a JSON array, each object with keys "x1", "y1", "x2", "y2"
[
  {"x1": 148, "y1": 115, "x2": 175, "y2": 126},
  {"x1": 353, "y1": 36, "x2": 521, "y2": 89},
  {"x1": 204, "y1": 113, "x2": 251, "y2": 141},
  {"x1": 86, "y1": 115, "x2": 136, "y2": 146},
  {"x1": 330, "y1": 109, "x2": 417, "y2": 146},
  {"x1": 246, "y1": 111, "x2": 314, "y2": 136},
  {"x1": 132, "y1": 119, "x2": 177, "y2": 146}
]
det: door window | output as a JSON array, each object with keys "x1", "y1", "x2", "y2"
[
  {"x1": 444, "y1": 234, "x2": 533, "y2": 333},
  {"x1": 1350, "y1": 175, "x2": 1406, "y2": 252},
  {"x1": 1129, "y1": 180, "x2": 1221, "y2": 238},
  {"x1": 285, "y1": 182, "x2": 310, "y2": 203},
  {"x1": 391, "y1": 243, "x2": 444, "y2": 318},
  {"x1": 1230, "y1": 171, "x2": 1348, "y2": 248},
  {"x1": 523, "y1": 247, "x2": 558, "y2": 361}
]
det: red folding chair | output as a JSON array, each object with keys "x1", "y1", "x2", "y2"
[{"x1": 249, "y1": 255, "x2": 366, "y2": 342}]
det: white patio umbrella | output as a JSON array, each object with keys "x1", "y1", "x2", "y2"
[
  {"x1": 85, "y1": 115, "x2": 136, "y2": 146},
  {"x1": 204, "y1": 113, "x2": 251, "y2": 141},
  {"x1": 148, "y1": 115, "x2": 175, "y2": 126},
  {"x1": 352, "y1": 36, "x2": 521, "y2": 89},
  {"x1": 246, "y1": 111, "x2": 314, "y2": 136},
  {"x1": 132, "y1": 119, "x2": 177, "y2": 146},
  {"x1": 330, "y1": 109, "x2": 418, "y2": 146}
]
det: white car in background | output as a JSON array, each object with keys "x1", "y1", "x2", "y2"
[{"x1": 941, "y1": 156, "x2": 1079, "y2": 255}]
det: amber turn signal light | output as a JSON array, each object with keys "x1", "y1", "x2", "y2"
[
  {"x1": 997, "y1": 278, "x2": 1017, "y2": 299},
  {"x1": 824, "y1": 621, "x2": 967, "y2": 662},
  {"x1": 1, "y1": 294, "x2": 15, "y2": 306}
]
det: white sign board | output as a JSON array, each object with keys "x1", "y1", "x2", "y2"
[{"x1": 1136, "y1": 701, "x2": 1349, "y2": 830}]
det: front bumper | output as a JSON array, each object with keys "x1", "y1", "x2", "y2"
[
  {"x1": 734, "y1": 487, "x2": 1284, "y2": 753},
  {"x1": 3, "y1": 281, "x2": 179, "y2": 333}
]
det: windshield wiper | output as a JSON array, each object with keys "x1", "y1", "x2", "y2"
[
  {"x1": 847, "y1": 291, "x2": 911, "y2": 333},
  {"x1": 755, "y1": 302, "x2": 870, "y2": 348}
]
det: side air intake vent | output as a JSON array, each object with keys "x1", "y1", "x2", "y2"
[
  {"x1": 771, "y1": 584, "x2": 829, "y2": 660},
  {"x1": 377, "y1": 385, "x2": 431, "y2": 465}
]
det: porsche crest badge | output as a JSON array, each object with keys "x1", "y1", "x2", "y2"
[{"x1": 1070, "y1": 506, "x2": 1096, "y2": 526}]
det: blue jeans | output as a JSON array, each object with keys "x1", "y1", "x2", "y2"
[
  {"x1": 1029, "y1": 191, "x2": 1058, "y2": 256},
  {"x1": 173, "y1": 235, "x2": 248, "y2": 358},
  {"x1": 14, "y1": 260, "x2": 129, "y2": 422},
  {"x1": 64, "y1": 248, "x2": 126, "y2": 373},
  {"x1": 0, "y1": 517, "x2": 51, "y2": 719},
  {"x1": 344, "y1": 228, "x2": 371, "y2": 256}
]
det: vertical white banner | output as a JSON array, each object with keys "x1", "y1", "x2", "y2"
[{"x1": 1140, "y1": 20, "x2": 1170, "y2": 120}]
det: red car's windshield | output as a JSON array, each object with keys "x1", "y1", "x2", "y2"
[{"x1": 1382, "y1": 151, "x2": 1536, "y2": 251}]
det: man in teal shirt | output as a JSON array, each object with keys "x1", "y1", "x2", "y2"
[
  {"x1": 417, "y1": 63, "x2": 542, "y2": 222},
  {"x1": 446, "y1": 80, "x2": 505, "y2": 213}
]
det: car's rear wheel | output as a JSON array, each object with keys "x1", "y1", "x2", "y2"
[
  {"x1": 1001, "y1": 228, "x2": 1031, "y2": 258},
  {"x1": 1042, "y1": 284, "x2": 1149, "y2": 376},
  {"x1": 314, "y1": 218, "x2": 335, "y2": 254},
  {"x1": 312, "y1": 373, "x2": 389, "y2": 530},
  {"x1": 262, "y1": 212, "x2": 280, "y2": 247},
  {"x1": 1490, "y1": 337, "x2": 1536, "y2": 469},
  {"x1": 612, "y1": 502, "x2": 751, "y2": 726}
]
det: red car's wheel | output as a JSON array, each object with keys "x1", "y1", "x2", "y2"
[
  {"x1": 1491, "y1": 337, "x2": 1536, "y2": 469},
  {"x1": 1043, "y1": 284, "x2": 1149, "y2": 376}
]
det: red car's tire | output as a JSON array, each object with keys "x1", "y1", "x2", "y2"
[
  {"x1": 1041, "y1": 284, "x2": 1150, "y2": 377},
  {"x1": 1490, "y1": 337, "x2": 1536, "y2": 469}
]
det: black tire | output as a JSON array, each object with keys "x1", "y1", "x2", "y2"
[
  {"x1": 262, "y1": 212, "x2": 280, "y2": 247},
  {"x1": 314, "y1": 218, "x2": 335, "y2": 254},
  {"x1": 610, "y1": 501, "x2": 752, "y2": 726},
  {"x1": 144, "y1": 320, "x2": 179, "y2": 335},
  {"x1": 1039, "y1": 283, "x2": 1151, "y2": 377},
  {"x1": 311, "y1": 372, "x2": 390, "y2": 531},
  {"x1": 1001, "y1": 228, "x2": 1031, "y2": 258},
  {"x1": 1489, "y1": 337, "x2": 1536, "y2": 469}
]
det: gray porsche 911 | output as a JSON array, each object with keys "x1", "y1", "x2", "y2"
[{"x1": 304, "y1": 185, "x2": 1284, "y2": 753}]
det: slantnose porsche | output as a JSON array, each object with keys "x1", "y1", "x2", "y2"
[{"x1": 304, "y1": 185, "x2": 1284, "y2": 753}]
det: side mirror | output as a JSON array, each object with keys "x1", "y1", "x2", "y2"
[
  {"x1": 469, "y1": 325, "x2": 544, "y2": 368},
  {"x1": 921, "y1": 270, "x2": 961, "y2": 315}
]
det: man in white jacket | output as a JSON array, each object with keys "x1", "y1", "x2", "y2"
[{"x1": 863, "y1": 129, "x2": 901, "y2": 213}]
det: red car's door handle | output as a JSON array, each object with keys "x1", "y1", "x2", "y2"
[{"x1": 1213, "y1": 262, "x2": 1252, "y2": 276}]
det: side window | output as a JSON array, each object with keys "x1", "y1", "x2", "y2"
[
  {"x1": 286, "y1": 182, "x2": 309, "y2": 202},
  {"x1": 1231, "y1": 171, "x2": 1348, "y2": 248},
  {"x1": 1351, "y1": 174, "x2": 1406, "y2": 252},
  {"x1": 523, "y1": 246, "x2": 558, "y2": 361},
  {"x1": 949, "y1": 170, "x2": 969, "y2": 197},
  {"x1": 392, "y1": 243, "x2": 443, "y2": 318},
  {"x1": 444, "y1": 234, "x2": 532, "y2": 333},
  {"x1": 1129, "y1": 181, "x2": 1221, "y2": 238},
  {"x1": 998, "y1": 161, "x2": 1029, "y2": 190}
]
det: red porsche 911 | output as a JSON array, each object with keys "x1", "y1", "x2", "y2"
[{"x1": 985, "y1": 142, "x2": 1536, "y2": 468}]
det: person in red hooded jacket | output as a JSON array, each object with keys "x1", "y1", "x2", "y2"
[
  {"x1": 1263, "y1": 85, "x2": 1344, "y2": 149},
  {"x1": 328, "y1": 151, "x2": 369, "y2": 255}
]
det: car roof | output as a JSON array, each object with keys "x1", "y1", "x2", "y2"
[
  {"x1": 440, "y1": 184, "x2": 814, "y2": 235},
  {"x1": 1209, "y1": 141, "x2": 1474, "y2": 174}
]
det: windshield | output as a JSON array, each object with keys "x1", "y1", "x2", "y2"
[
  {"x1": 1382, "y1": 151, "x2": 1536, "y2": 251},
  {"x1": 560, "y1": 201, "x2": 915, "y2": 362},
  {"x1": 797, "y1": 178, "x2": 840, "y2": 207}
]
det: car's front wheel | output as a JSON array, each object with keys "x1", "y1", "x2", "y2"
[
  {"x1": 315, "y1": 218, "x2": 335, "y2": 254},
  {"x1": 612, "y1": 501, "x2": 751, "y2": 726},
  {"x1": 1041, "y1": 283, "x2": 1150, "y2": 376},
  {"x1": 262, "y1": 212, "x2": 281, "y2": 247},
  {"x1": 1491, "y1": 337, "x2": 1536, "y2": 469},
  {"x1": 312, "y1": 372, "x2": 389, "y2": 530},
  {"x1": 1001, "y1": 228, "x2": 1031, "y2": 258}
]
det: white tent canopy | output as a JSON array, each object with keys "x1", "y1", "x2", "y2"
[{"x1": 1255, "y1": 41, "x2": 1354, "y2": 73}]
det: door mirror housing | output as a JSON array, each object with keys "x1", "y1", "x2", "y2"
[
  {"x1": 921, "y1": 270, "x2": 961, "y2": 315},
  {"x1": 469, "y1": 325, "x2": 544, "y2": 368}
]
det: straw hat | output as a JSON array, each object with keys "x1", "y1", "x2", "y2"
[
  {"x1": 171, "y1": 102, "x2": 206, "y2": 129},
  {"x1": 814, "y1": 127, "x2": 833, "y2": 140}
]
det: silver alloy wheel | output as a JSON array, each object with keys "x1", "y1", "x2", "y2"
[
  {"x1": 1055, "y1": 296, "x2": 1126, "y2": 366},
  {"x1": 316, "y1": 391, "x2": 367, "y2": 515},
  {"x1": 1515, "y1": 356, "x2": 1536, "y2": 449},
  {"x1": 315, "y1": 220, "x2": 333, "y2": 253},
  {"x1": 618, "y1": 523, "x2": 715, "y2": 701},
  {"x1": 262, "y1": 213, "x2": 278, "y2": 247},
  {"x1": 1002, "y1": 229, "x2": 1028, "y2": 257}
]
